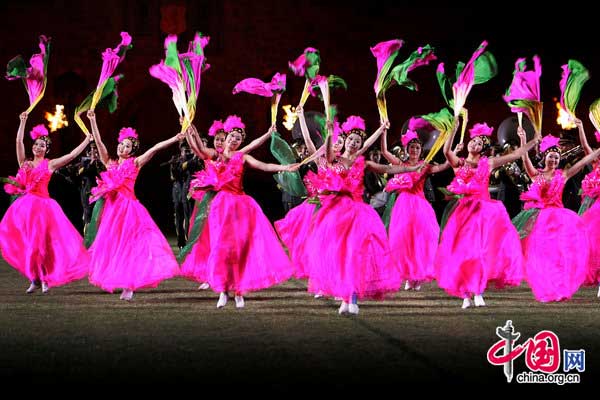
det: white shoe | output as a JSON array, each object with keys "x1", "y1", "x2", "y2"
[
  {"x1": 473, "y1": 294, "x2": 486, "y2": 307},
  {"x1": 404, "y1": 281, "x2": 412, "y2": 291},
  {"x1": 235, "y1": 295, "x2": 245, "y2": 308},
  {"x1": 217, "y1": 292, "x2": 228, "y2": 308},
  {"x1": 314, "y1": 292, "x2": 324, "y2": 299},
  {"x1": 348, "y1": 303, "x2": 359, "y2": 315},
  {"x1": 41, "y1": 282, "x2": 49, "y2": 294},
  {"x1": 338, "y1": 301, "x2": 349, "y2": 314},
  {"x1": 198, "y1": 282, "x2": 210, "y2": 290},
  {"x1": 26, "y1": 282, "x2": 40, "y2": 294},
  {"x1": 461, "y1": 298, "x2": 472, "y2": 309},
  {"x1": 597, "y1": 285, "x2": 600, "y2": 298},
  {"x1": 120, "y1": 289, "x2": 134, "y2": 301}
]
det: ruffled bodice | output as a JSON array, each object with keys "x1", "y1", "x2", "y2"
[
  {"x1": 446, "y1": 157, "x2": 491, "y2": 199},
  {"x1": 582, "y1": 162, "x2": 600, "y2": 199},
  {"x1": 521, "y1": 170, "x2": 564, "y2": 210},
  {"x1": 90, "y1": 157, "x2": 138, "y2": 202},
  {"x1": 385, "y1": 162, "x2": 426, "y2": 196},
  {"x1": 189, "y1": 152, "x2": 244, "y2": 195},
  {"x1": 318, "y1": 156, "x2": 365, "y2": 201},
  {"x1": 4, "y1": 159, "x2": 51, "y2": 198}
]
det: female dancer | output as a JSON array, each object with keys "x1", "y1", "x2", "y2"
[
  {"x1": 0, "y1": 112, "x2": 91, "y2": 293},
  {"x1": 304, "y1": 116, "x2": 405, "y2": 315},
  {"x1": 379, "y1": 128, "x2": 451, "y2": 291},
  {"x1": 187, "y1": 118, "x2": 283, "y2": 290},
  {"x1": 435, "y1": 120, "x2": 539, "y2": 308},
  {"x1": 85, "y1": 110, "x2": 182, "y2": 300},
  {"x1": 181, "y1": 115, "x2": 298, "y2": 308},
  {"x1": 274, "y1": 105, "x2": 346, "y2": 281},
  {"x1": 514, "y1": 128, "x2": 600, "y2": 302}
]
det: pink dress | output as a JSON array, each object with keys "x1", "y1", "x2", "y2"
[
  {"x1": 435, "y1": 157, "x2": 523, "y2": 298},
  {"x1": 180, "y1": 152, "x2": 294, "y2": 294},
  {"x1": 0, "y1": 159, "x2": 89, "y2": 287},
  {"x1": 304, "y1": 156, "x2": 401, "y2": 300},
  {"x1": 385, "y1": 163, "x2": 438, "y2": 282},
  {"x1": 579, "y1": 162, "x2": 600, "y2": 284},
  {"x1": 274, "y1": 160, "x2": 325, "y2": 279},
  {"x1": 519, "y1": 170, "x2": 589, "y2": 302},
  {"x1": 88, "y1": 157, "x2": 179, "y2": 292}
]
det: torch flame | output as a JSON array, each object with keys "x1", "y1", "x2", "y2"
[
  {"x1": 282, "y1": 105, "x2": 297, "y2": 131},
  {"x1": 556, "y1": 101, "x2": 576, "y2": 130},
  {"x1": 45, "y1": 105, "x2": 69, "y2": 132}
]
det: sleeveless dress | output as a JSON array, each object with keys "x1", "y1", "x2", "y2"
[
  {"x1": 0, "y1": 159, "x2": 89, "y2": 287},
  {"x1": 435, "y1": 157, "x2": 523, "y2": 298},
  {"x1": 514, "y1": 170, "x2": 589, "y2": 302},
  {"x1": 180, "y1": 152, "x2": 294, "y2": 294},
  {"x1": 304, "y1": 156, "x2": 401, "y2": 300},
  {"x1": 385, "y1": 163, "x2": 438, "y2": 282},
  {"x1": 88, "y1": 157, "x2": 179, "y2": 292}
]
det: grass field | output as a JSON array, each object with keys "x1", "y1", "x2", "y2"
[{"x1": 1, "y1": 241, "x2": 599, "y2": 386}]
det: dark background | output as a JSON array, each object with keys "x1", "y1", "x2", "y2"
[{"x1": 2, "y1": 1, "x2": 600, "y2": 233}]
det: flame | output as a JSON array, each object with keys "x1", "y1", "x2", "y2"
[
  {"x1": 556, "y1": 101, "x2": 576, "y2": 130},
  {"x1": 45, "y1": 105, "x2": 69, "y2": 132},
  {"x1": 282, "y1": 105, "x2": 297, "y2": 131}
]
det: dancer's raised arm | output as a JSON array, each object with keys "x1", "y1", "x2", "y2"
[
  {"x1": 244, "y1": 154, "x2": 299, "y2": 173},
  {"x1": 443, "y1": 117, "x2": 461, "y2": 168},
  {"x1": 356, "y1": 120, "x2": 390, "y2": 157},
  {"x1": 240, "y1": 125, "x2": 276, "y2": 154},
  {"x1": 48, "y1": 135, "x2": 92, "y2": 172},
  {"x1": 16, "y1": 112, "x2": 28, "y2": 166},
  {"x1": 136, "y1": 132, "x2": 186, "y2": 169},
  {"x1": 86, "y1": 110, "x2": 110, "y2": 165}
]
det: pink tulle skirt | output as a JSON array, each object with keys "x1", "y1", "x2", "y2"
[
  {"x1": 305, "y1": 194, "x2": 401, "y2": 301},
  {"x1": 88, "y1": 193, "x2": 179, "y2": 292},
  {"x1": 581, "y1": 199, "x2": 600, "y2": 285},
  {"x1": 388, "y1": 192, "x2": 438, "y2": 282},
  {"x1": 0, "y1": 194, "x2": 89, "y2": 287},
  {"x1": 274, "y1": 200, "x2": 317, "y2": 279},
  {"x1": 180, "y1": 191, "x2": 294, "y2": 293},
  {"x1": 435, "y1": 197, "x2": 523, "y2": 298},
  {"x1": 523, "y1": 207, "x2": 589, "y2": 302}
]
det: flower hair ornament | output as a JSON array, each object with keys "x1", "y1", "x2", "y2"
[
  {"x1": 469, "y1": 122, "x2": 493, "y2": 148},
  {"x1": 208, "y1": 120, "x2": 225, "y2": 137},
  {"x1": 401, "y1": 129, "x2": 421, "y2": 147},
  {"x1": 341, "y1": 115, "x2": 366, "y2": 139},
  {"x1": 30, "y1": 124, "x2": 49, "y2": 141},
  {"x1": 539, "y1": 134, "x2": 561, "y2": 154},
  {"x1": 30, "y1": 124, "x2": 51, "y2": 151},
  {"x1": 223, "y1": 115, "x2": 246, "y2": 138},
  {"x1": 118, "y1": 127, "x2": 140, "y2": 153}
]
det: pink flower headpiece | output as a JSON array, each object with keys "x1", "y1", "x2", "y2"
[
  {"x1": 469, "y1": 122, "x2": 493, "y2": 138},
  {"x1": 341, "y1": 115, "x2": 366, "y2": 136},
  {"x1": 595, "y1": 131, "x2": 600, "y2": 143},
  {"x1": 401, "y1": 130, "x2": 420, "y2": 147},
  {"x1": 223, "y1": 115, "x2": 245, "y2": 133},
  {"x1": 118, "y1": 127, "x2": 138, "y2": 142},
  {"x1": 30, "y1": 124, "x2": 49, "y2": 140},
  {"x1": 539, "y1": 135, "x2": 561, "y2": 153},
  {"x1": 208, "y1": 120, "x2": 225, "y2": 137}
]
